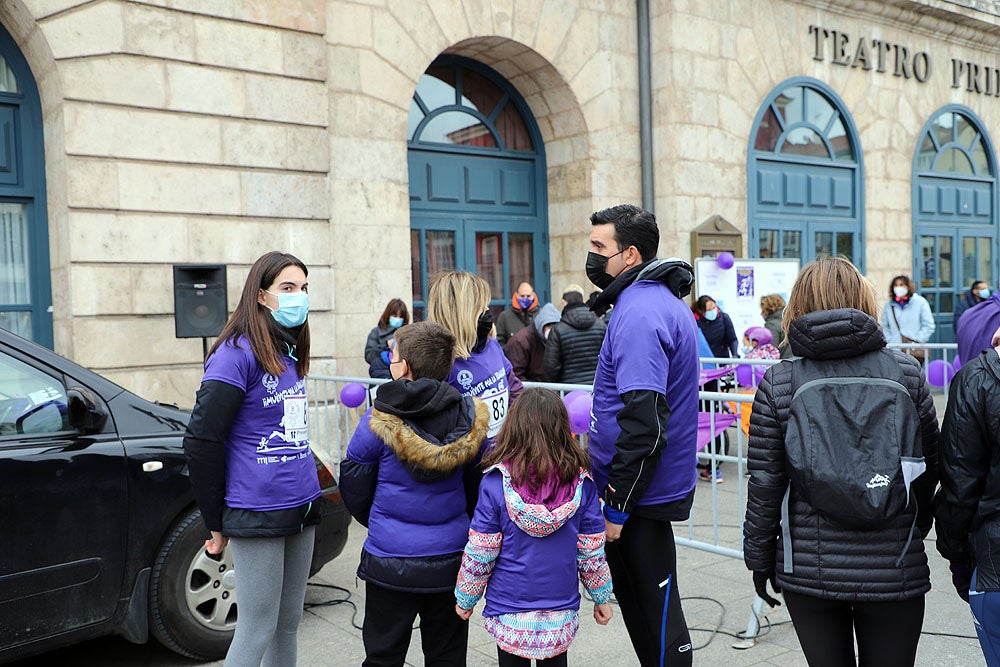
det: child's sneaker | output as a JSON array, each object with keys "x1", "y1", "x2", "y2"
[{"x1": 699, "y1": 468, "x2": 724, "y2": 484}]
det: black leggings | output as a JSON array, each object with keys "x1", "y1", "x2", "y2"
[
  {"x1": 783, "y1": 590, "x2": 924, "y2": 667},
  {"x1": 497, "y1": 647, "x2": 568, "y2": 666},
  {"x1": 605, "y1": 515, "x2": 692, "y2": 666}
]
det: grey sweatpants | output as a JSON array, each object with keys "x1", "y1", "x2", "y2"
[{"x1": 224, "y1": 526, "x2": 315, "y2": 667}]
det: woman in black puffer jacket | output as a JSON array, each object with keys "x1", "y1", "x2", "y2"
[{"x1": 743, "y1": 257, "x2": 939, "y2": 667}]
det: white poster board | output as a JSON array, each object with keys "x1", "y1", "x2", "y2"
[{"x1": 693, "y1": 258, "x2": 800, "y2": 342}]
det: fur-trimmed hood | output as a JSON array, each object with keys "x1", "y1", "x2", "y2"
[{"x1": 369, "y1": 398, "x2": 489, "y2": 482}]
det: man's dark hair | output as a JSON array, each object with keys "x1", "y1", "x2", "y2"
[
  {"x1": 589, "y1": 204, "x2": 659, "y2": 262},
  {"x1": 562, "y1": 290, "x2": 584, "y2": 304},
  {"x1": 392, "y1": 321, "x2": 456, "y2": 381}
]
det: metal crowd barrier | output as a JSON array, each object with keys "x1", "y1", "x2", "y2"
[{"x1": 305, "y1": 347, "x2": 950, "y2": 649}]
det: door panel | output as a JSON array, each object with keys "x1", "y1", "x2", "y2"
[{"x1": 0, "y1": 350, "x2": 126, "y2": 646}]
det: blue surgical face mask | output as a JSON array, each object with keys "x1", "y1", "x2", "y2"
[
  {"x1": 979, "y1": 288, "x2": 991, "y2": 299},
  {"x1": 265, "y1": 290, "x2": 309, "y2": 328},
  {"x1": 704, "y1": 308, "x2": 718, "y2": 321},
  {"x1": 741, "y1": 345, "x2": 752, "y2": 356},
  {"x1": 388, "y1": 316, "x2": 404, "y2": 329}
]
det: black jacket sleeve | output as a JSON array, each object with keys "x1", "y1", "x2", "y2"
[
  {"x1": 364, "y1": 327, "x2": 381, "y2": 365},
  {"x1": 604, "y1": 389, "x2": 670, "y2": 514},
  {"x1": 543, "y1": 326, "x2": 564, "y2": 382},
  {"x1": 724, "y1": 313, "x2": 739, "y2": 357},
  {"x1": 910, "y1": 364, "x2": 939, "y2": 538},
  {"x1": 935, "y1": 371, "x2": 988, "y2": 562},
  {"x1": 182, "y1": 380, "x2": 245, "y2": 532},
  {"x1": 339, "y1": 458, "x2": 378, "y2": 527}
]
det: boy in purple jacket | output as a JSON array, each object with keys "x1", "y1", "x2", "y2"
[{"x1": 339, "y1": 321, "x2": 490, "y2": 665}]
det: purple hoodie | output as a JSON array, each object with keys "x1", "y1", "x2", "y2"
[
  {"x1": 455, "y1": 464, "x2": 612, "y2": 616},
  {"x1": 446, "y1": 337, "x2": 524, "y2": 443}
]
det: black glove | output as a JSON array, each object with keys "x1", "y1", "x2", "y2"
[
  {"x1": 949, "y1": 560, "x2": 973, "y2": 604},
  {"x1": 752, "y1": 570, "x2": 782, "y2": 608}
]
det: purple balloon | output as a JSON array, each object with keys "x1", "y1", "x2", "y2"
[
  {"x1": 340, "y1": 382, "x2": 367, "y2": 408},
  {"x1": 736, "y1": 363, "x2": 754, "y2": 388},
  {"x1": 566, "y1": 392, "x2": 592, "y2": 435},
  {"x1": 562, "y1": 390, "x2": 588, "y2": 411},
  {"x1": 952, "y1": 354, "x2": 962, "y2": 371},
  {"x1": 716, "y1": 252, "x2": 735, "y2": 270},
  {"x1": 926, "y1": 359, "x2": 956, "y2": 388}
]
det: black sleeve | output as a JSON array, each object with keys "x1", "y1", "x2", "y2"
[
  {"x1": 725, "y1": 315, "x2": 739, "y2": 357},
  {"x1": 364, "y1": 328, "x2": 381, "y2": 364},
  {"x1": 339, "y1": 458, "x2": 378, "y2": 527},
  {"x1": 604, "y1": 389, "x2": 670, "y2": 514},
  {"x1": 543, "y1": 327, "x2": 563, "y2": 381},
  {"x1": 935, "y1": 371, "x2": 989, "y2": 561},
  {"x1": 182, "y1": 380, "x2": 245, "y2": 532},
  {"x1": 910, "y1": 368, "x2": 939, "y2": 537}
]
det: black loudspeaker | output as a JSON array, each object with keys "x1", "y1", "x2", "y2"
[{"x1": 173, "y1": 264, "x2": 228, "y2": 338}]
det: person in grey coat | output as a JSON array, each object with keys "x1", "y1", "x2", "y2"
[{"x1": 364, "y1": 298, "x2": 409, "y2": 379}]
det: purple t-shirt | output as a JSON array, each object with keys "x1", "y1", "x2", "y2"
[
  {"x1": 589, "y1": 280, "x2": 699, "y2": 506},
  {"x1": 203, "y1": 337, "x2": 320, "y2": 511},
  {"x1": 446, "y1": 337, "x2": 522, "y2": 441}
]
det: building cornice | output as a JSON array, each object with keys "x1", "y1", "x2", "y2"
[{"x1": 792, "y1": 0, "x2": 1000, "y2": 48}]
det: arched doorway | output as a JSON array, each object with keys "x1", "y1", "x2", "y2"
[
  {"x1": 0, "y1": 21, "x2": 50, "y2": 346},
  {"x1": 912, "y1": 106, "x2": 997, "y2": 343},
  {"x1": 748, "y1": 78, "x2": 864, "y2": 269},
  {"x1": 407, "y1": 55, "x2": 548, "y2": 318}
]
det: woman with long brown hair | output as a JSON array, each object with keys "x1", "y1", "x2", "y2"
[
  {"x1": 364, "y1": 298, "x2": 409, "y2": 379},
  {"x1": 743, "y1": 257, "x2": 939, "y2": 667},
  {"x1": 183, "y1": 251, "x2": 319, "y2": 666},
  {"x1": 455, "y1": 387, "x2": 612, "y2": 666}
]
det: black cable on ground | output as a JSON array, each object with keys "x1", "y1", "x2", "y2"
[{"x1": 305, "y1": 582, "x2": 364, "y2": 630}]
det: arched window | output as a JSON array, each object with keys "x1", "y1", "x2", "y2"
[
  {"x1": 0, "y1": 22, "x2": 50, "y2": 346},
  {"x1": 912, "y1": 106, "x2": 997, "y2": 342},
  {"x1": 748, "y1": 78, "x2": 864, "y2": 269},
  {"x1": 407, "y1": 57, "x2": 547, "y2": 318}
]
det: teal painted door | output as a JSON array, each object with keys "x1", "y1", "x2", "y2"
[
  {"x1": 0, "y1": 23, "x2": 51, "y2": 347},
  {"x1": 912, "y1": 108, "x2": 997, "y2": 343},
  {"x1": 407, "y1": 57, "x2": 548, "y2": 318},
  {"x1": 749, "y1": 79, "x2": 864, "y2": 270}
]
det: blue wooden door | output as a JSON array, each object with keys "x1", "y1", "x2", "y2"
[
  {"x1": 749, "y1": 79, "x2": 864, "y2": 270},
  {"x1": 407, "y1": 57, "x2": 547, "y2": 318},
  {"x1": 0, "y1": 23, "x2": 51, "y2": 347},
  {"x1": 912, "y1": 108, "x2": 997, "y2": 343}
]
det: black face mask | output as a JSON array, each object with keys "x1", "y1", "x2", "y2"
[
  {"x1": 586, "y1": 250, "x2": 625, "y2": 289},
  {"x1": 476, "y1": 309, "x2": 494, "y2": 341}
]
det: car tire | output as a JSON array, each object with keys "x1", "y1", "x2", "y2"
[{"x1": 149, "y1": 508, "x2": 236, "y2": 660}]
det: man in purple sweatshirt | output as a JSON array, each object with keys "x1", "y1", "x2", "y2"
[{"x1": 586, "y1": 204, "x2": 698, "y2": 666}]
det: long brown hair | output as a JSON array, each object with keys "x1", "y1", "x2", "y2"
[
  {"x1": 208, "y1": 251, "x2": 311, "y2": 377},
  {"x1": 782, "y1": 256, "x2": 879, "y2": 338},
  {"x1": 481, "y1": 387, "x2": 591, "y2": 489},
  {"x1": 378, "y1": 298, "x2": 410, "y2": 329}
]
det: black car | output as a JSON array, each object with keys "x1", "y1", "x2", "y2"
[{"x1": 0, "y1": 328, "x2": 351, "y2": 663}]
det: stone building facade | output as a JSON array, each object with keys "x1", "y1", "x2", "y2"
[{"x1": 2, "y1": 0, "x2": 1000, "y2": 405}]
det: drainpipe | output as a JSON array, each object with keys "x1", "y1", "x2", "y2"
[{"x1": 637, "y1": 0, "x2": 654, "y2": 213}]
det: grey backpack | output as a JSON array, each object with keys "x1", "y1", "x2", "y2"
[{"x1": 780, "y1": 352, "x2": 926, "y2": 571}]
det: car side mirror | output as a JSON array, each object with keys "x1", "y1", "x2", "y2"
[{"x1": 68, "y1": 388, "x2": 108, "y2": 434}]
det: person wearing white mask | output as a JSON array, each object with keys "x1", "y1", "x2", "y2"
[{"x1": 881, "y1": 275, "x2": 935, "y2": 359}]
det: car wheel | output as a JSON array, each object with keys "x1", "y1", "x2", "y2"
[{"x1": 149, "y1": 508, "x2": 236, "y2": 660}]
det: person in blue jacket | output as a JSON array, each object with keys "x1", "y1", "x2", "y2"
[
  {"x1": 693, "y1": 294, "x2": 738, "y2": 359},
  {"x1": 339, "y1": 321, "x2": 490, "y2": 666}
]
